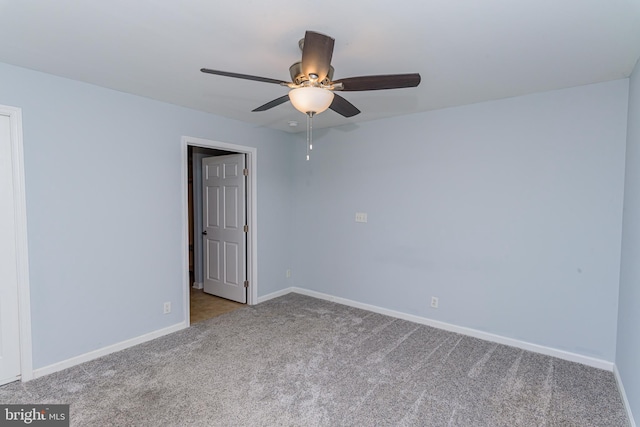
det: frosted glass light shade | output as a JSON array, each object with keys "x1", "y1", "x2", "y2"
[{"x1": 289, "y1": 87, "x2": 334, "y2": 114}]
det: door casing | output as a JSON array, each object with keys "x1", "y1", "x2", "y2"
[
  {"x1": 181, "y1": 137, "x2": 257, "y2": 324},
  {"x1": 0, "y1": 104, "x2": 33, "y2": 382}
]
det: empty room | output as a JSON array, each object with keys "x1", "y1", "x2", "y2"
[{"x1": 1, "y1": 1, "x2": 639, "y2": 425}]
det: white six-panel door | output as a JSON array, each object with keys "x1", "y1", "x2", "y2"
[
  {"x1": 0, "y1": 112, "x2": 22, "y2": 385},
  {"x1": 202, "y1": 154, "x2": 247, "y2": 303}
]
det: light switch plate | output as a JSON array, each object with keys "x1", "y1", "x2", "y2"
[{"x1": 355, "y1": 212, "x2": 368, "y2": 223}]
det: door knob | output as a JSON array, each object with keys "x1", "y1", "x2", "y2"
[{"x1": 202, "y1": 230, "x2": 208, "y2": 235}]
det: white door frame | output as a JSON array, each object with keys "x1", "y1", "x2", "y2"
[
  {"x1": 1, "y1": 105, "x2": 33, "y2": 381},
  {"x1": 181, "y1": 136, "x2": 258, "y2": 323}
]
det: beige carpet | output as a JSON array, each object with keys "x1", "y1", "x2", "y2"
[{"x1": 0, "y1": 293, "x2": 629, "y2": 426}]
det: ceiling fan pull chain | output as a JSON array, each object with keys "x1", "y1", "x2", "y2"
[
  {"x1": 309, "y1": 112, "x2": 314, "y2": 151},
  {"x1": 306, "y1": 112, "x2": 314, "y2": 161},
  {"x1": 306, "y1": 113, "x2": 310, "y2": 161}
]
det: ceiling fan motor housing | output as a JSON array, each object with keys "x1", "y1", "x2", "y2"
[{"x1": 289, "y1": 62, "x2": 334, "y2": 86}]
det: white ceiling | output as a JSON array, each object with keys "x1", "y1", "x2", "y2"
[{"x1": 1, "y1": 0, "x2": 639, "y2": 133}]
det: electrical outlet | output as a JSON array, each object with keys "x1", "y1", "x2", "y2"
[
  {"x1": 431, "y1": 297, "x2": 439, "y2": 309},
  {"x1": 286, "y1": 269, "x2": 292, "y2": 278},
  {"x1": 163, "y1": 302, "x2": 171, "y2": 314}
]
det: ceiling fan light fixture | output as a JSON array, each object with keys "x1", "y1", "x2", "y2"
[
  {"x1": 201, "y1": 31, "x2": 421, "y2": 161},
  {"x1": 289, "y1": 86, "x2": 334, "y2": 115}
]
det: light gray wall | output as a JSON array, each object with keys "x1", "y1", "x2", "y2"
[
  {"x1": 0, "y1": 57, "x2": 633, "y2": 376},
  {"x1": 292, "y1": 79, "x2": 629, "y2": 361},
  {"x1": 617, "y1": 58, "x2": 640, "y2": 422},
  {"x1": 0, "y1": 62, "x2": 295, "y2": 369}
]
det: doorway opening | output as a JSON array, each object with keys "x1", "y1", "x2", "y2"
[{"x1": 182, "y1": 137, "x2": 257, "y2": 326}]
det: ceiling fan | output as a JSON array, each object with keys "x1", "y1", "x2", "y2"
[{"x1": 201, "y1": 30, "x2": 421, "y2": 159}]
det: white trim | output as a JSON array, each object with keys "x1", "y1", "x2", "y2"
[
  {"x1": 192, "y1": 282, "x2": 203, "y2": 290},
  {"x1": 29, "y1": 284, "x2": 626, "y2": 396},
  {"x1": 287, "y1": 287, "x2": 614, "y2": 371},
  {"x1": 614, "y1": 365, "x2": 637, "y2": 427},
  {"x1": 32, "y1": 322, "x2": 187, "y2": 379},
  {"x1": 257, "y1": 287, "x2": 293, "y2": 304},
  {"x1": 181, "y1": 136, "x2": 258, "y2": 317},
  {"x1": 181, "y1": 137, "x2": 189, "y2": 326},
  {"x1": 1, "y1": 105, "x2": 33, "y2": 382}
]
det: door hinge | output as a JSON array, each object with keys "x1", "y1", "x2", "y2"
[
  {"x1": 243, "y1": 224, "x2": 248, "y2": 233},
  {"x1": 243, "y1": 168, "x2": 248, "y2": 176},
  {"x1": 244, "y1": 280, "x2": 249, "y2": 288}
]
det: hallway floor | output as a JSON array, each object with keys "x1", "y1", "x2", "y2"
[{"x1": 190, "y1": 288, "x2": 244, "y2": 324}]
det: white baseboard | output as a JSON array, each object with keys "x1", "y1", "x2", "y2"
[
  {"x1": 31, "y1": 322, "x2": 188, "y2": 380},
  {"x1": 614, "y1": 365, "x2": 637, "y2": 427},
  {"x1": 289, "y1": 287, "x2": 614, "y2": 372},
  {"x1": 192, "y1": 282, "x2": 203, "y2": 290},
  {"x1": 29, "y1": 287, "x2": 619, "y2": 390},
  {"x1": 257, "y1": 287, "x2": 293, "y2": 304}
]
